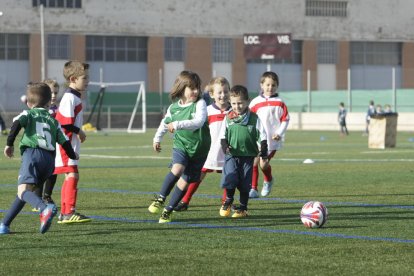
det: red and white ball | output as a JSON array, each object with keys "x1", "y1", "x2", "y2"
[{"x1": 300, "y1": 201, "x2": 328, "y2": 228}]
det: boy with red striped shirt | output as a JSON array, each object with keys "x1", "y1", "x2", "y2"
[
  {"x1": 54, "y1": 61, "x2": 91, "y2": 224},
  {"x1": 248, "y1": 71, "x2": 289, "y2": 198}
]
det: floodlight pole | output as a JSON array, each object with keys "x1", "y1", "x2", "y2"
[
  {"x1": 392, "y1": 67, "x2": 396, "y2": 112},
  {"x1": 347, "y1": 68, "x2": 352, "y2": 112}
]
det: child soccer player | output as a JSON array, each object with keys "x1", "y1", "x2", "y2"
[
  {"x1": 0, "y1": 83, "x2": 78, "y2": 235},
  {"x1": 33, "y1": 79, "x2": 60, "y2": 209},
  {"x1": 149, "y1": 70, "x2": 211, "y2": 223},
  {"x1": 54, "y1": 61, "x2": 91, "y2": 224},
  {"x1": 248, "y1": 71, "x2": 289, "y2": 198},
  {"x1": 338, "y1": 102, "x2": 349, "y2": 136},
  {"x1": 174, "y1": 76, "x2": 231, "y2": 211},
  {"x1": 220, "y1": 85, "x2": 268, "y2": 218}
]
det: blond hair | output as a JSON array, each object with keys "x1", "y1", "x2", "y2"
[
  {"x1": 207, "y1": 76, "x2": 230, "y2": 96},
  {"x1": 63, "y1": 60, "x2": 89, "y2": 81},
  {"x1": 43, "y1": 79, "x2": 59, "y2": 89}
]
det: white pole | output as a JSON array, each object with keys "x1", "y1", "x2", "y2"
[
  {"x1": 266, "y1": 61, "x2": 271, "y2": 72},
  {"x1": 39, "y1": 4, "x2": 45, "y2": 80},
  {"x1": 347, "y1": 68, "x2": 352, "y2": 112},
  {"x1": 392, "y1": 67, "x2": 396, "y2": 112},
  {"x1": 159, "y1": 68, "x2": 163, "y2": 112},
  {"x1": 307, "y1": 69, "x2": 311, "y2": 112},
  {"x1": 99, "y1": 67, "x2": 104, "y2": 85}
]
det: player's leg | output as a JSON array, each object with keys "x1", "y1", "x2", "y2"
[
  {"x1": 249, "y1": 157, "x2": 260, "y2": 198},
  {"x1": 220, "y1": 157, "x2": 237, "y2": 217},
  {"x1": 175, "y1": 171, "x2": 208, "y2": 211},
  {"x1": 59, "y1": 171, "x2": 91, "y2": 224},
  {"x1": 43, "y1": 174, "x2": 57, "y2": 203},
  {"x1": 233, "y1": 157, "x2": 253, "y2": 218},
  {"x1": 260, "y1": 151, "x2": 276, "y2": 197}
]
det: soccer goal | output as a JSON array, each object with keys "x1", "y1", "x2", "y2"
[{"x1": 88, "y1": 81, "x2": 146, "y2": 133}]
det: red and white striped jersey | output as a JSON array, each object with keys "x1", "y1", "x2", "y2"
[
  {"x1": 54, "y1": 89, "x2": 83, "y2": 169},
  {"x1": 203, "y1": 103, "x2": 231, "y2": 170},
  {"x1": 249, "y1": 94, "x2": 289, "y2": 151}
]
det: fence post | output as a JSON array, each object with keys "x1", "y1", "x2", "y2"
[
  {"x1": 347, "y1": 68, "x2": 352, "y2": 112},
  {"x1": 307, "y1": 69, "x2": 311, "y2": 112},
  {"x1": 392, "y1": 67, "x2": 396, "y2": 112}
]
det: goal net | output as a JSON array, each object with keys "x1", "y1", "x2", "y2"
[{"x1": 88, "y1": 81, "x2": 146, "y2": 133}]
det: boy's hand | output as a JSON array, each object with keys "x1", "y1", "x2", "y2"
[
  {"x1": 167, "y1": 123, "x2": 175, "y2": 133},
  {"x1": 78, "y1": 129, "x2": 86, "y2": 143},
  {"x1": 153, "y1": 142, "x2": 161, "y2": 153},
  {"x1": 272, "y1": 134, "x2": 281, "y2": 141},
  {"x1": 4, "y1": 146, "x2": 14, "y2": 158}
]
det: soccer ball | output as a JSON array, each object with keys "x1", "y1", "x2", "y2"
[{"x1": 300, "y1": 201, "x2": 328, "y2": 228}]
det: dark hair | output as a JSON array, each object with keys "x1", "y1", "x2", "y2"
[
  {"x1": 229, "y1": 85, "x2": 249, "y2": 101},
  {"x1": 26, "y1": 82, "x2": 51, "y2": 108},
  {"x1": 170, "y1": 71, "x2": 202, "y2": 101},
  {"x1": 260, "y1": 71, "x2": 279, "y2": 87}
]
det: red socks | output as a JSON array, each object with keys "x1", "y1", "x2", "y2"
[
  {"x1": 251, "y1": 165, "x2": 259, "y2": 190},
  {"x1": 61, "y1": 177, "x2": 78, "y2": 215},
  {"x1": 263, "y1": 165, "x2": 273, "y2": 182},
  {"x1": 181, "y1": 181, "x2": 201, "y2": 204}
]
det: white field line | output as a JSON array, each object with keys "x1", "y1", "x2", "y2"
[{"x1": 81, "y1": 154, "x2": 414, "y2": 162}]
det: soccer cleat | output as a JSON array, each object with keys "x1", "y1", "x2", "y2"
[
  {"x1": 232, "y1": 208, "x2": 248, "y2": 218},
  {"x1": 159, "y1": 209, "x2": 172, "y2": 223},
  {"x1": 220, "y1": 199, "x2": 234, "y2": 217},
  {"x1": 32, "y1": 208, "x2": 40, "y2": 212},
  {"x1": 0, "y1": 223, "x2": 10, "y2": 235},
  {"x1": 173, "y1": 201, "x2": 189, "y2": 212},
  {"x1": 39, "y1": 203, "x2": 58, "y2": 234},
  {"x1": 57, "y1": 212, "x2": 92, "y2": 224},
  {"x1": 249, "y1": 189, "x2": 259, "y2": 198},
  {"x1": 148, "y1": 196, "x2": 165, "y2": 214},
  {"x1": 261, "y1": 179, "x2": 274, "y2": 197}
]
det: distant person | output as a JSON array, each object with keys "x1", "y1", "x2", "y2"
[
  {"x1": 384, "y1": 104, "x2": 393, "y2": 113},
  {"x1": 338, "y1": 102, "x2": 349, "y2": 136},
  {"x1": 0, "y1": 83, "x2": 78, "y2": 235},
  {"x1": 365, "y1": 100, "x2": 376, "y2": 135},
  {"x1": 375, "y1": 104, "x2": 384, "y2": 115},
  {"x1": 0, "y1": 113, "x2": 7, "y2": 135}
]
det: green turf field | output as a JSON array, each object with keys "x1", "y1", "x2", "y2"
[{"x1": 1, "y1": 130, "x2": 413, "y2": 275}]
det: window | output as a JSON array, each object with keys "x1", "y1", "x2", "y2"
[
  {"x1": 351, "y1": 42, "x2": 401, "y2": 65},
  {"x1": 86, "y1": 36, "x2": 148, "y2": 62},
  {"x1": 306, "y1": 0, "x2": 347, "y2": 17},
  {"x1": 47, "y1": 34, "x2": 70, "y2": 59},
  {"x1": 318, "y1": 41, "x2": 337, "y2": 64},
  {"x1": 32, "y1": 0, "x2": 82, "y2": 8},
  {"x1": 213, "y1": 38, "x2": 233, "y2": 62},
  {"x1": 0, "y1": 34, "x2": 29, "y2": 60},
  {"x1": 164, "y1": 37, "x2": 185, "y2": 61}
]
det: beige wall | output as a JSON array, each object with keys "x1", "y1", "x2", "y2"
[{"x1": 185, "y1": 37, "x2": 212, "y2": 88}]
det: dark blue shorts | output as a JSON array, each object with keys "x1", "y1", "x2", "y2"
[
  {"x1": 220, "y1": 155, "x2": 254, "y2": 193},
  {"x1": 171, "y1": 148, "x2": 207, "y2": 183},
  {"x1": 18, "y1": 148, "x2": 55, "y2": 186}
]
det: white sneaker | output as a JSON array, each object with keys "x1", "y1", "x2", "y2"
[
  {"x1": 261, "y1": 179, "x2": 274, "y2": 197},
  {"x1": 249, "y1": 189, "x2": 259, "y2": 198}
]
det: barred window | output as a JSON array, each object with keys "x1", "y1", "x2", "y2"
[
  {"x1": 86, "y1": 36, "x2": 148, "y2": 62},
  {"x1": 164, "y1": 37, "x2": 185, "y2": 61},
  {"x1": 47, "y1": 34, "x2": 70, "y2": 59},
  {"x1": 351, "y1": 42, "x2": 401, "y2": 65},
  {"x1": 0, "y1": 34, "x2": 29, "y2": 60},
  {"x1": 305, "y1": 0, "x2": 347, "y2": 17},
  {"x1": 318, "y1": 41, "x2": 337, "y2": 64},
  {"x1": 32, "y1": 0, "x2": 82, "y2": 8},
  {"x1": 213, "y1": 38, "x2": 233, "y2": 62}
]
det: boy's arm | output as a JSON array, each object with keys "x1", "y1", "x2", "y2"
[
  {"x1": 256, "y1": 118, "x2": 268, "y2": 158},
  {"x1": 61, "y1": 141, "x2": 78, "y2": 160},
  {"x1": 173, "y1": 99, "x2": 207, "y2": 131},
  {"x1": 4, "y1": 120, "x2": 22, "y2": 158}
]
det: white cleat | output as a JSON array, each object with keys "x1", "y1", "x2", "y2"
[
  {"x1": 261, "y1": 179, "x2": 274, "y2": 197},
  {"x1": 249, "y1": 189, "x2": 259, "y2": 198}
]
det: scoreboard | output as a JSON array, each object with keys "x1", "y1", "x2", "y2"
[{"x1": 243, "y1": 33, "x2": 292, "y2": 60}]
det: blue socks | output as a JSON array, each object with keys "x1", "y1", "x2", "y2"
[
  {"x1": 21, "y1": 190, "x2": 47, "y2": 211},
  {"x1": 165, "y1": 186, "x2": 186, "y2": 212},
  {"x1": 2, "y1": 196, "x2": 26, "y2": 226},
  {"x1": 159, "y1": 172, "x2": 179, "y2": 198}
]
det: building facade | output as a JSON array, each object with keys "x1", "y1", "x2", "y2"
[{"x1": 1, "y1": 0, "x2": 414, "y2": 110}]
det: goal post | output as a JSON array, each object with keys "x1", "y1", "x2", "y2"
[{"x1": 88, "y1": 81, "x2": 146, "y2": 133}]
